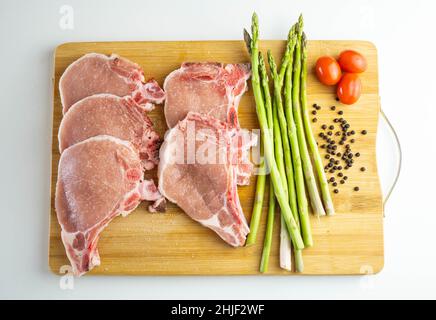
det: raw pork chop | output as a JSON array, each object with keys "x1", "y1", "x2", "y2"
[
  {"x1": 164, "y1": 62, "x2": 253, "y2": 185},
  {"x1": 59, "y1": 53, "x2": 165, "y2": 114},
  {"x1": 158, "y1": 112, "x2": 256, "y2": 246},
  {"x1": 163, "y1": 62, "x2": 250, "y2": 128},
  {"x1": 56, "y1": 136, "x2": 163, "y2": 276},
  {"x1": 58, "y1": 94, "x2": 160, "y2": 170}
]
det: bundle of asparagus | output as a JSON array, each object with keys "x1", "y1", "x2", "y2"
[{"x1": 245, "y1": 13, "x2": 335, "y2": 273}]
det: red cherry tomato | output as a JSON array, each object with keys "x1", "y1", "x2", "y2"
[
  {"x1": 337, "y1": 73, "x2": 361, "y2": 105},
  {"x1": 338, "y1": 50, "x2": 367, "y2": 73},
  {"x1": 315, "y1": 56, "x2": 342, "y2": 85}
]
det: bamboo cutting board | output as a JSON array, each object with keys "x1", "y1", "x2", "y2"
[{"x1": 49, "y1": 40, "x2": 383, "y2": 275}]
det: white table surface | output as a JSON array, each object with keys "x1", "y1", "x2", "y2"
[{"x1": 1, "y1": 0, "x2": 435, "y2": 299}]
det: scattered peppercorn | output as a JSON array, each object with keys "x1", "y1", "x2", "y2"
[
  {"x1": 361, "y1": 130, "x2": 367, "y2": 135},
  {"x1": 321, "y1": 124, "x2": 327, "y2": 130},
  {"x1": 313, "y1": 118, "x2": 317, "y2": 122},
  {"x1": 360, "y1": 167, "x2": 366, "y2": 172},
  {"x1": 312, "y1": 110, "x2": 317, "y2": 115},
  {"x1": 338, "y1": 110, "x2": 344, "y2": 115},
  {"x1": 354, "y1": 187, "x2": 360, "y2": 191},
  {"x1": 355, "y1": 152, "x2": 360, "y2": 157},
  {"x1": 334, "y1": 189, "x2": 339, "y2": 194}
]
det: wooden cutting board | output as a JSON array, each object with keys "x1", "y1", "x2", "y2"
[{"x1": 49, "y1": 40, "x2": 383, "y2": 275}]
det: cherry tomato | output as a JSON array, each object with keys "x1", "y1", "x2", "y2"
[
  {"x1": 338, "y1": 50, "x2": 367, "y2": 73},
  {"x1": 315, "y1": 56, "x2": 342, "y2": 85},
  {"x1": 337, "y1": 73, "x2": 361, "y2": 105}
]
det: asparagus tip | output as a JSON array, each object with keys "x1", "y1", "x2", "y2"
[
  {"x1": 302, "y1": 32, "x2": 307, "y2": 47},
  {"x1": 267, "y1": 50, "x2": 277, "y2": 75},
  {"x1": 243, "y1": 28, "x2": 252, "y2": 54},
  {"x1": 251, "y1": 12, "x2": 259, "y2": 41}
]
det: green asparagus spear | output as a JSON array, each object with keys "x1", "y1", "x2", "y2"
[
  {"x1": 245, "y1": 139, "x2": 266, "y2": 246},
  {"x1": 260, "y1": 179, "x2": 275, "y2": 273},
  {"x1": 267, "y1": 51, "x2": 297, "y2": 220},
  {"x1": 284, "y1": 24, "x2": 313, "y2": 248},
  {"x1": 246, "y1": 51, "x2": 276, "y2": 247},
  {"x1": 273, "y1": 100, "x2": 293, "y2": 270},
  {"x1": 269, "y1": 45, "x2": 304, "y2": 272},
  {"x1": 292, "y1": 15, "x2": 326, "y2": 218},
  {"x1": 247, "y1": 12, "x2": 304, "y2": 250},
  {"x1": 300, "y1": 32, "x2": 335, "y2": 216},
  {"x1": 258, "y1": 57, "x2": 277, "y2": 270}
]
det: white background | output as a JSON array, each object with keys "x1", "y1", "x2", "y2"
[{"x1": 1, "y1": 0, "x2": 435, "y2": 299}]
